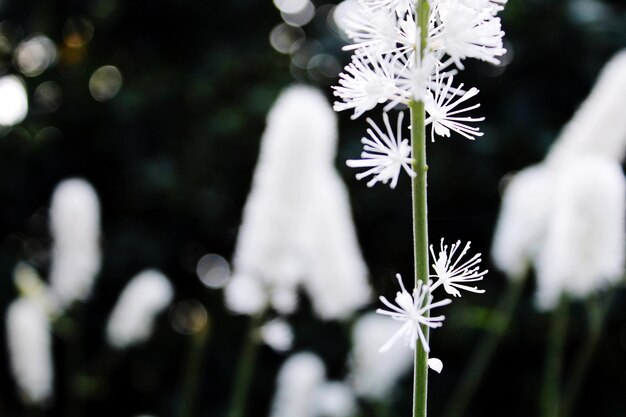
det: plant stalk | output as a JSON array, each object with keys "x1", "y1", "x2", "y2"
[
  {"x1": 178, "y1": 321, "x2": 211, "y2": 417},
  {"x1": 410, "y1": 3, "x2": 431, "y2": 417},
  {"x1": 560, "y1": 293, "x2": 611, "y2": 417},
  {"x1": 227, "y1": 313, "x2": 263, "y2": 417},
  {"x1": 540, "y1": 295, "x2": 569, "y2": 417}
]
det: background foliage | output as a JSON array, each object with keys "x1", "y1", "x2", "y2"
[{"x1": 1, "y1": 0, "x2": 626, "y2": 416}]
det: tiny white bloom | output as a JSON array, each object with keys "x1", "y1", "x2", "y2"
[
  {"x1": 427, "y1": 357, "x2": 444, "y2": 373},
  {"x1": 343, "y1": 4, "x2": 414, "y2": 56},
  {"x1": 430, "y1": 238, "x2": 487, "y2": 297},
  {"x1": 346, "y1": 111, "x2": 415, "y2": 189},
  {"x1": 261, "y1": 318, "x2": 294, "y2": 352},
  {"x1": 425, "y1": 73, "x2": 484, "y2": 141},
  {"x1": 334, "y1": 53, "x2": 408, "y2": 119},
  {"x1": 376, "y1": 274, "x2": 451, "y2": 353},
  {"x1": 431, "y1": 1, "x2": 506, "y2": 69}
]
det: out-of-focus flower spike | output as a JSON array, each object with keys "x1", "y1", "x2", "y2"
[{"x1": 49, "y1": 178, "x2": 101, "y2": 309}]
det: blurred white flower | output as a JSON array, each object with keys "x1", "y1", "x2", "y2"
[
  {"x1": 106, "y1": 270, "x2": 174, "y2": 349},
  {"x1": 534, "y1": 156, "x2": 625, "y2": 310},
  {"x1": 492, "y1": 156, "x2": 626, "y2": 310},
  {"x1": 547, "y1": 49, "x2": 626, "y2": 163},
  {"x1": 49, "y1": 178, "x2": 101, "y2": 308},
  {"x1": 6, "y1": 298, "x2": 53, "y2": 405},
  {"x1": 261, "y1": 318, "x2": 294, "y2": 352},
  {"x1": 346, "y1": 111, "x2": 415, "y2": 189},
  {"x1": 376, "y1": 274, "x2": 451, "y2": 352},
  {"x1": 312, "y1": 382, "x2": 357, "y2": 417},
  {"x1": 270, "y1": 352, "x2": 326, "y2": 417},
  {"x1": 348, "y1": 312, "x2": 412, "y2": 400},
  {"x1": 0, "y1": 75, "x2": 28, "y2": 127},
  {"x1": 491, "y1": 165, "x2": 551, "y2": 279},
  {"x1": 227, "y1": 85, "x2": 371, "y2": 320},
  {"x1": 13, "y1": 262, "x2": 60, "y2": 317},
  {"x1": 14, "y1": 35, "x2": 58, "y2": 77},
  {"x1": 224, "y1": 273, "x2": 268, "y2": 316},
  {"x1": 429, "y1": 238, "x2": 487, "y2": 297}
]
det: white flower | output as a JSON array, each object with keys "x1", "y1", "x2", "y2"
[
  {"x1": 429, "y1": 238, "x2": 487, "y2": 297},
  {"x1": 360, "y1": 0, "x2": 415, "y2": 16},
  {"x1": 333, "y1": 53, "x2": 409, "y2": 119},
  {"x1": 534, "y1": 156, "x2": 625, "y2": 310},
  {"x1": 270, "y1": 352, "x2": 326, "y2": 417},
  {"x1": 230, "y1": 85, "x2": 371, "y2": 319},
  {"x1": 49, "y1": 178, "x2": 101, "y2": 308},
  {"x1": 261, "y1": 318, "x2": 294, "y2": 352},
  {"x1": 106, "y1": 270, "x2": 174, "y2": 349},
  {"x1": 547, "y1": 50, "x2": 626, "y2": 164},
  {"x1": 348, "y1": 312, "x2": 413, "y2": 400},
  {"x1": 224, "y1": 273, "x2": 269, "y2": 315},
  {"x1": 6, "y1": 298, "x2": 53, "y2": 405},
  {"x1": 491, "y1": 165, "x2": 551, "y2": 279},
  {"x1": 343, "y1": 4, "x2": 415, "y2": 56},
  {"x1": 425, "y1": 73, "x2": 484, "y2": 141},
  {"x1": 312, "y1": 382, "x2": 357, "y2": 417},
  {"x1": 346, "y1": 111, "x2": 415, "y2": 189},
  {"x1": 430, "y1": 1, "x2": 506, "y2": 69},
  {"x1": 376, "y1": 274, "x2": 451, "y2": 352}
]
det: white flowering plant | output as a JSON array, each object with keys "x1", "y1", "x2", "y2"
[{"x1": 332, "y1": 0, "x2": 505, "y2": 415}]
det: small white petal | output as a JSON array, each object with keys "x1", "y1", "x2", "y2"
[{"x1": 427, "y1": 357, "x2": 443, "y2": 373}]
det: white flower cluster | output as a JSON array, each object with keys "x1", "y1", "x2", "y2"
[
  {"x1": 492, "y1": 50, "x2": 626, "y2": 310},
  {"x1": 334, "y1": 0, "x2": 506, "y2": 188},
  {"x1": 376, "y1": 238, "x2": 487, "y2": 361},
  {"x1": 225, "y1": 85, "x2": 371, "y2": 320}
]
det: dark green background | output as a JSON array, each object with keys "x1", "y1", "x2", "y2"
[{"x1": 1, "y1": 0, "x2": 625, "y2": 416}]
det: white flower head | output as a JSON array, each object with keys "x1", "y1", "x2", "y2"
[
  {"x1": 376, "y1": 274, "x2": 451, "y2": 352},
  {"x1": 346, "y1": 111, "x2": 415, "y2": 189},
  {"x1": 333, "y1": 53, "x2": 409, "y2": 119},
  {"x1": 343, "y1": 3, "x2": 415, "y2": 56},
  {"x1": 312, "y1": 382, "x2": 357, "y2": 417},
  {"x1": 231, "y1": 85, "x2": 371, "y2": 319},
  {"x1": 49, "y1": 178, "x2": 102, "y2": 308},
  {"x1": 6, "y1": 298, "x2": 53, "y2": 405},
  {"x1": 425, "y1": 72, "x2": 484, "y2": 141},
  {"x1": 261, "y1": 318, "x2": 294, "y2": 352},
  {"x1": 431, "y1": 0, "x2": 506, "y2": 69},
  {"x1": 348, "y1": 312, "x2": 413, "y2": 400},
  {"x1": 106, "y1": 270, "x2": 174, "y2": 349},
  {"x1": 430, "y1": 238, "x2": 487, "y2": 297},
  {"x1": 270, "y1": 352, "x2": 326, "y2": 417}
]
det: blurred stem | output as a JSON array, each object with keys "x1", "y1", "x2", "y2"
[
  {"x1": 441, "y1": 271, "x2": 527, "y2": 417},
  {"x1": 560, "y1": 293, "x2": 611, "y2": 417},
  {"x1": 55, "y1": 307, "x2": 84, "y2": 417},
  {"x1": 25, "y1": 406, "x2": 44, "y2": 417},
  {"x1": 177, "y1": 321, "x2": 211, "y2": 417},
  {"x1": 374, "y1": 401, "x2": 392, "y2": 417},
  {"x1": 541, "y1": 296, "x2": 569, "y2": 417},
  {"x1": 227, "y1": 312, "x2": 263, "y2": 417},
  {"x1": 410, "y1": 2, "x2": 431, "y2": 417}
]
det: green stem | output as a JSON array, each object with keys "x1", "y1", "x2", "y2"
[
  {"x1": 410, "y1": 2, "x2": 431, "y2": 417},
  {"x1": 227, "y1": 313, "x2": 263, "y2": 417},
  {"x1": 178, "y1": 322, "x2": 212, "y2": 417},
  {"x1": 441, "y1": 272, "x2": 528, "y2": 417},
  {"x1": 540, "y1": 296, "x2": 569, "y2": 417},
  {"x1": 560, "y1": 293, "x2": 611, "y2": 417}
]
